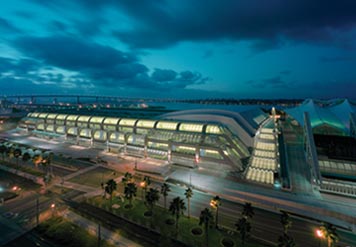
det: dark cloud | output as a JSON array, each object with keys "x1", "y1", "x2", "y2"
[
  {"x1": 110, "y1": 0, "x2": 356, "y2": 51},
  {"x1": 29, "y1": 0, "x2": 356, "y2": 52},
  {"x1": 12, "y1": 35, "x2": 206, "y2": 90},
  {"x1": 151, "y1": 69, "x2": 177, "y2": 82},
  {"x1": 14, "y1": 36, "x2": 136, "y2": 71},
  {"x1": 0, "y1": 57, "x2": 41, "y2": 76},
  {"x1": 319, "y1": 56, "x2": 353, "y2": 63}
]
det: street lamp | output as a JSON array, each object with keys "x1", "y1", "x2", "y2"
[
  {"x1": 315, "y1": 229, "x2": 324, "y2": 247},
  {"x1": 210, "y1": 195, "x2": 221, "y2": 229},
  {"x1": 51, "y1": 203, "x2": 56, "y2": 216},
  {"x1": 140, "y1": 181, "x2": 146, "y2": 199}
]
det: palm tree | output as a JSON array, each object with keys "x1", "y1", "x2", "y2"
[
  {"x1": 277, "y1": 233, "x2": 296, "y2": 247},
  {"x1": 199, "y1": 208, "x2": 213, "y2": 247},
  {"x1": 242, "y1": 202, "x2": 254, "y2": 219},
  {"x1": 6, "y1": 146, "x2": 14, "y2": 161},
  {"x1": 22, "y1": 152, "x2": 31, "y2": 165},
  {"x1": 280, "y1": 211, "x2": 292, "y2": 234},
  {"x1": 160, "y1": 183, "x2": 171, "y2": 209},
  {"x1": 141, "y1": 176, "x2": 151, "y2": 199},
  {"x1": 169, "y1": 196, "x2": 186, "y2": 234},
  {"x1": 184, "y1": 187, "x2": 193, "y2": 218},
  {"x1": 42, "y1": 151, "x2": 53, "y2": 176},
  {"x1": 121, "y1": 172, "x2": 133, "y2": 187},
  {"x1": 32, "y1": 154, "x2": 43, "y2": 168},
  {"x1": 105, "y1": 179, "x2": 117, "y2": 209},
  {"x1": 13, "y1": 148, "x2": 22, "y2": 171},
  {"x1": 235, "y1": 217, "x2": 251, "y2": 246},
  {"x1": 0, "y1": 144, "x2": 6, "y2": 160},
  {"x1": 124, "y1": 182, "x2": 137, "y2": 208},
  {"x1": 211, "y1": 195, "x2": 221, "y2": 228},
  {"x1": 320, "y1": 223, "x2": 339, "y2": 247},
  {"x1": 145, "y1": 188, "x2": 160, "y2": 214}
]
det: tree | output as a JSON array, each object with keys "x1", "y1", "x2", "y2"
[
  {"x1": 105, "y1": 179, "x2": 117, "y2": 209},
  {"x1": 32, "y1": 154, "x2": 43, "y2": 168},
  {"x1": 235, "y1": 217, "x2": 251, "y2": 246},
  {"x1": 121, "y1": 172, "x2": 133, "y2": 187},
  {"x1": 277, "y1": 233, "x2": 296, "y2": 247},
  {"x1": 141, "y1": 176, "x2": 151, "y2": 199},
  {"x1": 242, "y1": 202, "x2": 254, "y2": 219},
  {"x1": 145, "y1": 188, "x2": 160, "y2": 214},
  {"x1": 184, "y1": 187, "x2": 193, "y2": 218},
  {"x1": 280, "y1": 211, "x2": 292, "y2": 234},
  {"x1": 210, "y1": 195, "x2": 221, "y2": 228},
  {"x1": 22, "y1": 152, "x2": 31, "y2": 164},
  {"x1": 160, "y1": 183, "x2": 171, "y2": 209},
  {"x1": 0, "y1": 144, "x2": 7, "y2": 160},
  {"x1": 169, "y1": 197, "x2": 186, "y2": 234},
  {"x1": 124, "y1": 182, "x2": 137, "y2": 208},
  {"x1": 13, "y1": 148, "x2": 22, "y2": 171},
  {"x1": 320, "y1": 223, "x2": 339, "y2": 247},
  {"x1": 199, "y1": 208, "x2": 213, "y2": 247},
  {"x1": 42, "y1": 151, "x2": 53, "y2": 176},
  {"x1": 6, "y1": 146, "x2": 14, "y2": 161}
]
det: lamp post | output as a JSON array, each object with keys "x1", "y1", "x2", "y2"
[
  {"x1": 51, "y1": 203, "x2": 56, "y2": 216},
  {"x1": 140, "y1": 181, "x2": 146, "y2": 200},
  {"x1": 316, "y1": 229, "x2": 324, "y2": 247},
  {"x1": 210, "y1": 195, "x2": 221, "y2": 229}
]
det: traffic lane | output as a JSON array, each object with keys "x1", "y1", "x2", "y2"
[{"x1": 152, "y1": 182, "x2": 355, "y2": 247}]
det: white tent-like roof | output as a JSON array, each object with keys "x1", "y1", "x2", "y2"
[{"x1": 286, "y1": 99, "x2": 355, "y2": 134}]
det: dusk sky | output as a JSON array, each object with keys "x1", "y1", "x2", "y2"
[{"x1": 0, "y1": 0, "x2": 356, "y2": 99}]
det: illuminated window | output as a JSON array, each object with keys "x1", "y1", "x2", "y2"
[
  {"x1": 78, "y1": 116, "x2": 91, "y2": 123},
  {"x1": 119, "y1": 118, "x2": 137, "y2": 126},
  {"x1": 179, "y1": 123, "x2": 203, "y2": 132},
  {"x1": 156, "y1": 121, "x2": 178, "y2": 130},
  {"x1": 103, "y1": 118, "x2": 120, "y2": 125},
  {"x1": 90, "y1": 117, "x2": 105, "y2": 123},
  {"x1": 206, "y1": 125, "x2": 221, "y2": 134},
  {"x1": 136, "y1": 120, "x2": 156, "y2": 128}
]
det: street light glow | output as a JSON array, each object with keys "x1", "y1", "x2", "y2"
[
  {"x1": 316, "y1": 229, "x2": 323, "y2": 238},
  {"x1": 51, "y1": 203, "x2": 56, "y2": 209}
]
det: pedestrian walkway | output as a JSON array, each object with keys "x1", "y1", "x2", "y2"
[
  {"x1": 63, "y1": 164, "x2": 98, "y2": 180},
  {"x1": 61, "y1": 181, "x2": 97, "y2": 193}
]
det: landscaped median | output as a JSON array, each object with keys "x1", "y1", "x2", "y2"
[
  {"x1": 84, "y1": 195, "x2": 267, "y2": 247},
  {"x1": 36, "y1": 216, "x2": 114, "y2": 247}
]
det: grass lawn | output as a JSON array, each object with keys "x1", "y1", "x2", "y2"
[
  {"x1": 36, "y1": 217, "x2": 114, "y2": 247},
  {"x1": 1, "y1": 161, "x2": 44, "y2": 177},
  {"x1": 0, "y1": 169, "x2": 41, "y2": 191},
  {"x1": 88, "y1": 195, "x2": 266, "y2": 247},
  {"x1": 68, "y1": 167, "x2": 121, "y2": 188}
]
